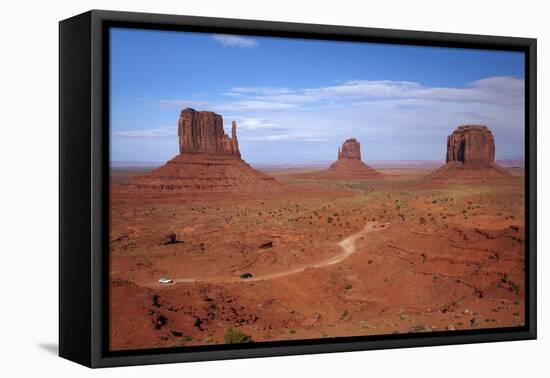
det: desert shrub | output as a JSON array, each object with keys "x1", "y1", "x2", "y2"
[
  {"x1": 224, "y1": 328, "x2": 252, "y2": 344},
  {"x1": 409, "y1": 324, "x2": 432, "y2": 333},
  {"x1": 359, "y1": 321, "x2": 370, "y2": 330},
  {"x1": 509, "y1": 282, "x2": 520, "y2": 295}
]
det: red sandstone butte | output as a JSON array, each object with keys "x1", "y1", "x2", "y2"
[
  {"x1": 325, "y1": 138, "x2": 383, "y2": 179},
  {"x1": 338, "y1": 138, "x2": 362, "y2": 160},
  {"x1": 429, "y1": 125, "x2": 513, "y2": 181},
  {"x1": 124, "y1": 109, "x2": 275, "y2": 192},
  {"x1": 178, "y1": 108, "x2": 240, "y2": 157}
]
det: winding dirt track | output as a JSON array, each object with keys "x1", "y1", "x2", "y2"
[{"x1": 154, "y1": 221, "x2": 389, "y2": 287}]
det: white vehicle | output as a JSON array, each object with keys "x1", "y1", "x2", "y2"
[{"x1": 158, "y1": 278, "x2": 173, "y2": 284}]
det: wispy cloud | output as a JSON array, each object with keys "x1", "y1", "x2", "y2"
[
  {"x1": 224, "y1": 116, "x2": 282, "y2": 131},
  {"x1": 147, "y1": 76, "x2": 524, "y2": 161},
  {"x1": 115, "y1": 126, "x2": 175, "y2": 138},
  {"x1": 212, "y1": 34, "x2": 258, "y2": 48},
  {"x1": 157, "y1": 99, "x2": 209, "y2": 109},
  {"x1": 159, "y1": 76, "x2": 523, "y2": 114},
  {"x1": 230, "y1": 86, "x2": 291, "y2": 95},
  {"x1": 218, "y1": 100, "x2": 296, "y2": 111},
  {"x1": 158, "y1": 99, "x2": 297, "y2": 112},
  {"x1": 241, "y1": 131, "x2": 328, "y2": 142},
  {"x1": 223, "y1": 77, "x2": 524, "y2": 107}
]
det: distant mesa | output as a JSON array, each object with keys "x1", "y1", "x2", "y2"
[
  {"x1": 122, "y1": 108, "x2": 276, "y2": 192},
  {"x1": 429, "y1": 125, "x2": 513, "y2": 181},
  {"x1": 325, "y1": 138, "x2": 384, "y2": 179}
]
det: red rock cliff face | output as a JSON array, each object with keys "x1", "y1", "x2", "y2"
[
  {"x1": 178, "y1": 108, "x2": 240, "y2": 157},
  {"x1": 429, "y1": 125, "x2": 512, "y2": 181},
  {"x1": 446, "y1": 125, "x2": 495, "y2": 164},
  {"x1": 338, "y1": 138, "x2": 361, "y2": 160}
]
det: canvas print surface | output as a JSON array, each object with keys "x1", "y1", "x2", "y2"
[{"x1": 109, "y1": 28, "x2": 526, "y2": 351}]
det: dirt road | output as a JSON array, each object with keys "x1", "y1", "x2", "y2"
[{"x1": 150, "y1": 221, "x2": 389, "y2": 287}]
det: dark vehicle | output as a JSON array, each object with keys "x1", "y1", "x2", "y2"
[{"x1": 240, "y1": 273, "x2": 253, "y2": 279}]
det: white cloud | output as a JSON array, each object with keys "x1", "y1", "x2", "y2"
[
  {"x1": 224, "y1": 116, "x2": 282, "y2": 131},
  {"x1": 115, "y1": 126, "x2": 175, "y2": 138},
  {"x1": 157, "y1": 99, "x2": 209, "y2": 109},
  {"x1": 241, "y1": 130, "x2": 328, "y2": 142},
  {"x1": 148, "y1": 76, "x2": 524, "y2": 161},
  {"x1": 229, "y1": 86, "x2": 292, "y2": 95},
  {"x1": 217, "y1": 100, "x2": 297, "y2": 112},
  {"x1": 159, "y1": 77, "x2": 524, "y2": 114},
  {"x1": 212, "y1": 34, "x2": 258, "y2": 48},
  {"x1": 157, "y1": 99, "x2": 295, "y2": 113},
  {"x1": 226, "y1": 77, "x2": 524, "y2": 107}
]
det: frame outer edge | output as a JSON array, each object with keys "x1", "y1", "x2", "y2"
[
  {"x1": 89, "y1": 9, "x2": 535, "y2": 47},
  {"x1": 80, "y1": 9, "x2": 537, "y2": 368},
  {"x1": 91, "y1": 10, "x2": 106, "y2": 368},
  {"x1": 59, "y1": 11, "x2": 93, "y2": 367},
  {"x1": 528, "y1": 38, "x2": 537, "y2": 339}
]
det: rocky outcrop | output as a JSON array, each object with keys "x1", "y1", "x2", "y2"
[
  {"x1": 123, "y1": 109, "x2": 276, "y2": 192},
  {"x1": 317, "y1": 138, "x2": 383, "y2": 179},
  {"x1": 178, "y1": 108, "x2": 240, "y2": 157},
  {"x1": 338, "y1": 138, "x2": 362, "y2": 160},
  {"x1": 430, "y1": 125, "x2": 512, "y2": 181},
  {"x1": 445, "y1": 125, "x2": 495, "y2": 164}
]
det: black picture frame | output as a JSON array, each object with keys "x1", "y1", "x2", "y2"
[{"x1": 59, "y1": 9, "x2": 537, "y2": 368}]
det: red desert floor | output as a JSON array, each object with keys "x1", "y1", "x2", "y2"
[{"x1": 109, "y1": 166, "x2": 525, "y2": 350}]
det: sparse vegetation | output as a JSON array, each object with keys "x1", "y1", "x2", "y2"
[
  {"x1": 359, "y1": 321, "x2": 371, "y2": 330},
  {"x1": 409, "y1": 324, "x2": 432, "y2": 333},
  {"x1": 223, "y1": 328, "x2": 252, "y2": 344}
]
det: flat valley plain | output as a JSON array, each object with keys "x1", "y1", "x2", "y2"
[{"x1": 109, "y1": 162, "x2": 525, "y2": 351}]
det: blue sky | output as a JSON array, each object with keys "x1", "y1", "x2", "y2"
[{"x1": 110, "y1": 28, "x2": 525, "y2": 164}]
